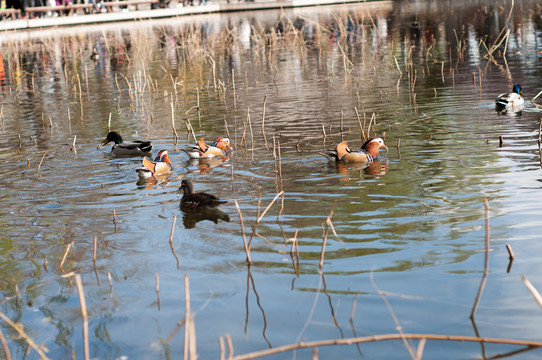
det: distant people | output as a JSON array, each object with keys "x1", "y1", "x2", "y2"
[{"x1": 7, "y1": 0, "x2": 24, "y2": 17}]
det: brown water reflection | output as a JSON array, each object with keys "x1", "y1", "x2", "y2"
[{"x1": 2, "y1": 0, "x2": 542, "y2": 358}]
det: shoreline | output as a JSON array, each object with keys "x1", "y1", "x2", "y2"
[{"x1": 0, "y1": 0, "x2": 389, "y2": 31}]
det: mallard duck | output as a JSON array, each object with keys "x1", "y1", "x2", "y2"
[
  {"x1": 179, "y1": 179, "x2": 227, "y2": 211},
  {"x1": 496, "y1": 83, "x2": 524, "y2": 108},
  {"x1": 136, "y1": 150, "x2": 173, "y2": 179},
  {"x1": 102, "y1": 131, "x2": 152, "y2": 156},
  {"x1": 320, "y1": 137, "x2": 387, "y2": 164},
  {"x1": 182, "y1": 138, "x2": 232, "y2": 159}
]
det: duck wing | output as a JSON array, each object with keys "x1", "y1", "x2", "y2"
[
  {"x1": 319, "y1": 150, "x2": 339, "y2": 161},
  {"x1": 181, "y1": 193, "x2": 226, "y2": 210},
  {"x1": 113, "y1": 140, "x2": 152, "y2": 154}
]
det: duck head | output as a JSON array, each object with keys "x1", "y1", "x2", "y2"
[
  {"x1": 362, "y1": 137, "x2": 387, "y2": 157},
  {"x1": 155, "y1": 150, "x2": 173, "y2": 167},
  {"x1": 180, "y1": 179, "x2": 195, "y2": 196},
  {"x1": 213, "y1": 137, "x2": 232, "y2": 152},
  {"x1": 513, "y1": 83, "x2": 523, "y2": 97},
  {"x1": 103, "y1": 131, "x2": 123, "y2": 145}
]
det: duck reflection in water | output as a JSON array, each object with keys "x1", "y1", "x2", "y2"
[
  {"x1": 185, "y1": 157, "x2": 230, "y2": 175},
  {"x1": 334, "y1": 160, "x2": 388, "y2": 180},
  {"x1": 179, "y1": 179, "x2": 230, "y2": 229},
  {"x1": 136, "y1": 175, "x2": 171, "y2": 189},
  {"x1": 495, "y1": 103, "x2": 524, "y2": 117}
]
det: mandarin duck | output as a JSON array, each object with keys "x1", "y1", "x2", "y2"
[
  {"x1": 320, "y1": 137, "x2": 387, "y2": 164},
  {"x1": 179, "y1": 179, "x2": 227, "y2": 211},
  {"x1": 495, "y1": 83, "x2": 524, "y2": 108},
  {"x1": 102, "y1": 131, "x2": 152, "y2": 156},
  {"x1": 136, "y1": 150, "x2": 173, "y2": 179},
  {"x1": 90, "y1": 48, "x2": 100, "y2": 61},
  {"x1": 182, "y1": 138, "x2": 232, "y2": 159}
]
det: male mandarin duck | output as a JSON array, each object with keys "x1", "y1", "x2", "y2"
[
  {"x1": 495, "y1": 83, "x2": 524, "y2": 108},
  {"x1": 321, "y1": 137, "x2": 387, "y2": 164},
  {"x1": 90, "y1": 48, "x2": 100, "y2": 61},
  {"x1": 102, "y1": 131, "x2": 152, "y2": 156},
  {"x1": 136, "y1": 150, "x2": 173, "y2": 179},
  {"x1": 182, "y1": 137, "x2": 232, "y2": 159},
  {"x1": 179, "y1": 179, "x2": 227, "y2": 211}
]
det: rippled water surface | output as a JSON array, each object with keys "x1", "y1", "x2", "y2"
[{"x1": 2, "y1": 0, "x2": 542, "y2": 358}]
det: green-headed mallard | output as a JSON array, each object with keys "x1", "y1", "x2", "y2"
[{"x1": 102, "y1": 131, "x2": 152, "y2": 156}]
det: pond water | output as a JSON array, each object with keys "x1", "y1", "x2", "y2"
[{"x1": 1, "y1": 0, "x2": 542, "y2": 358}]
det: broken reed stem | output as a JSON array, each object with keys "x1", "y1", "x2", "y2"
[
  {"x1": 169, "y1": 216, "x2": 180, "y2": 269},
  {"x1": 261, "y1": 95, "x2": 268, "y2": 149},
  {"x1": 113, "y1": 209, "x2": 118, "y2": 233},
  {"x1": 231, "y1": 333, "x2": 542, "y2": 360},
  {"x1": 219, "y1": 336, "x2": 226, "y2": 360},
  {"x1": 59, "y1": 241, "x2": 74, "y2": 271},
  {"x1": 277, "y1": 139, "x2": 283, "y2": 191},
  {"x1": 93, "y1": 236, "x2": 100, "y2": 286},
  {"x1": 470, "y1": 199, "x2": 490, "y2": 319},
  {"x1": 247, "y1": 108, "x2": 254, "y2": 159},
  {"x1": 234, "y1": 200, "x2": 251, "y2": 264},
  {"x1": 77, "y1": 74, "x2": 83, "y2": 120},
  {"x1": 75, "y1": 274, "x2": 90, "y2": 360},
  {"x1": 354, "y1": 107, "x2": 364, "y2": 141},
  {"x1": 36, "y1": 151, "x2": 47, "y2": 173},
  {"x1": 108, "y1": 113, "x2": 111, "y2": 132},
  {"x1": 71, "y1": 135, "x2": 77, "y2": 154},
  {"x1": 156, "y1": 273, "x2": 161, "y2": 311},
  {"x1": 232, "y1": 69, "x2": 237, "y2": 109},
  {"x1": 319, "y1": 223, "x2": 329, "y2": 271},
  {"x1": 185, "y1": 118, "x2": 197, "y2": 144},
  {"x1": 247, "y1": 191, "x2": 284, "y2": 250},
  {"x1": 226, "y1": 334, "x2": 234, "y2": 359},
  {"x1": 290, "y1": 229, "x2": 299, "y2": 256},
  {"x1": 0, "y1": 326, "x2": 11, "y2": 360},
  {"x1": 521, "y1": 275, "x2": 542, "y2": 309},
  {"x1": 183, "y1": 274, "x2": 195, "y2": 360},
  {"x1": 93, "y1": 236, "x2": 97, "y2": 262},
  {"x1": 0, "y1": 310, "x2": 50, "y2": 360},
  {"x1": 505, "y1": 244, "x2": 514, "y2": 260},
  {"x1": 531, "y1": 90, "x2": 542, "y2": 103},
  {"x1": 108, "y1": 272, "x2": 113, "y2": 300},
  {"x1": 171, "y1": 102, "x2": 180, "y2": 146},
  {"x1": 340, "y1": 110, "x2": 344, "y2": 142}
]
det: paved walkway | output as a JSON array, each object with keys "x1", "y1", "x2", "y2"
[{"x1": 0, "y1": 0, "x2": 389, "y2": 31}]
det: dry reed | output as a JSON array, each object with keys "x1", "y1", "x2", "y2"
[
  {"x1": 75, "y1": 274, "x2": 90, "y2": 360},
  {"x1": 0, "y1": 310, "x2": 50, "y2": 359},
  {"x1": 169, "y1": 216, "x2": 180, "y2": 269},
  {"x1": 59, "y1": 241, "x2": 74, "y2": 271},
  {"x1": 470, "y1": 199, "x2": 490, "y2": 319}
]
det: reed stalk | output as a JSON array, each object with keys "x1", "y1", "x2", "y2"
[
  {"x1": 75, "y1": 274, "x2": 90, "y2": 360},
  {"x1": 0, "y1": 327, "x2": 11, "y2": 360},
  {"x1": 169, "y1": 216, "x2": 180, "y2": 269},
  {"x1": 0, "y1": 310, "x2": 49, "y2": 360},
  {"x1": 234, "y1": 200, "x2": 251, "y2": 264},
  {"x1": 59, "y1": 241, "x2": 74, "y2": 271},
  {"x1": 470, "y1": 199, "x2": 490, "y2": 319}
]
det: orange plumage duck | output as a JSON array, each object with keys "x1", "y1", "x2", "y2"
[
  {"x1": 136, "y1": 150, "x2": 173, "y2": 179},
  {"x1": 182, "y1": 138, "x2": 232, "y2": 159},
  {"x1": 321, "y1": 137, "x2": 387, "y2": 164}
]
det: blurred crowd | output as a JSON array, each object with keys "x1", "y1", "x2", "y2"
[{"x1": 0, "y1": 0, "x2": 212, "y2": 19}]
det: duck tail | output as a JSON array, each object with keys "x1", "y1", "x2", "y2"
[{"x1": 319, "y1": 150, "x2": 339, "y2": 161}]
